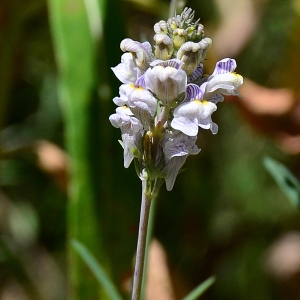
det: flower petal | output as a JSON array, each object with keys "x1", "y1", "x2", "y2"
[
  {"x1": 164, "y1": 156, "x2": 187, "y2": 191},
  {"x1": 171, "y1": 99, "x2": 217, "y2": 135},
  {"x1": 171, "y1": 116, "x2": 199, "y2": 136},
  {"x1": 162, "y1": 132, "x2": 200, "y2": 190},
  {"x1": 120, "y1": 38, "x2": 153, "y2": 72},
  {"x1": 145, "y1": 63, "x2": 187, "y2": 106},
  {"x1": 188, "y1": 63, "x2": 203, "y2": 82},
  {"x1": 211, "y1": 58, "x2": 237, "y2": 75},
  {"x1": 122, "y1": 133, "x2": 135, "y2": 168},
  {"x1": 150, "y1": 58, "x2": 184, "y2": 69},
  {"x1": 205, "y1": 72, "x2": 243, "y2": 96},
  {"x1": 177, "y1": 38, "x2": 212, "y2": 75},
  {"x1": 186, "y1": 83, "x2": 204, "y2": 100},
  {"x1": 111, "y1": 53, "x2": 137, "y2": 84},
  {"x1": 164, "y1": 132, "x2": 200, "y2": 159},
  {"x1": 109, "y1": 106, "x2": 143, "y2": 134}
]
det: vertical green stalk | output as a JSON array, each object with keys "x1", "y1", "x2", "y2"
[
  {"x1": 140, "y1": 191, "x2": 158, "y2": 298},
  {"x1": 131, "y1": 177, "x2": 163, "y2": 300},
  {"x1": 131, "y1": 179, "x2": 152, "y2": 300},
  {"x1": 48, "y1": 0, "x2": 105, "y2": 298}
]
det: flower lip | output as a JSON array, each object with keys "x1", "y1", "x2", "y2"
[{"x1": 204, "y1": 72, "x2": 243, "y2": 96}]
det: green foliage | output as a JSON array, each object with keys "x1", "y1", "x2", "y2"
[
  {"x1": 47, "y1": 0, "x2": 108, "y2": 298},
  {"x1": 72, "y1": 239, "x2": 123, "y2": 300},
  {"x1": 264, "y1": 156, "x2": 300, "y2": 209},
  {"x1": 182, "y1": 276, "x2": 216, "y2": 300}
]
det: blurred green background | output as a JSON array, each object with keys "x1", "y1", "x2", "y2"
[{"x1": 1, "y1": 0, "x2": 300, "y2": 299}]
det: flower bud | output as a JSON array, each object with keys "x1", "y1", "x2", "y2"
[
  {"x1": 120, "y1": 38, "x2": 153, "y2": 73},
  {"x1": 154, "y1": 33, "x2": 174, "y2": 60},
  {"x1": 177, "y1": 38, "x2": 212, "y2": 75},
  {"x1": 176, "y1": 42, "x2": 201, "y2": 75},
  {"x1": 172, "y1": 28, "x2": 187, "y2": 50},
  {"x1": 154, "y1": 20, "x2": 168, "y2": 34}
]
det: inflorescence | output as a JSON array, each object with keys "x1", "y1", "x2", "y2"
[{"x1": 109, "y1": 8, "x2": 243, "y2": 191}]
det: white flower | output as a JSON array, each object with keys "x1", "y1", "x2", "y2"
[
  {"x1": 120, "y1": 38, "x2": 154, "y2": 73},
  {"x1": 113, "y1": 83, "x2": 157, "y2": 129},
  {"x1": 176, "y1": 38, "x2": 212, "y2": 75},
  {"x1": 122, "y1": 133, "x2": 137, "y2": 168},
  {"x1": 127, "y1": 87, "x2": 157, "y2": 118},
  {"x1": 111, "y1": 53, "x2": 138, "y2": 84},
  {"x1": 109, "y1": 106, "x2": 143, "y2": 168},
  {"x1": 201, "y1": 58, "x2": 243, "y2": 98},
  {"x1": 113, "y1": 84, "x2": 132, "y2": 107},
  {"x1": 109, "y1": 106, "x2": 142, "y2": 135},
  {"x1": 204, "y1": 72, "x2": 243, "y2": 97},
  {"x1": 171, "y1": 84, "x2": 218, "y2": 136},
  {"x1": 153, "y1": 33, "x2": 174, "y2": 60},
  {"x1": 163, "y1": 131, "x2": 200, "y2": 190},
  {"x1": 145, "y1": 59, "x2": 187, "y2": 106}
]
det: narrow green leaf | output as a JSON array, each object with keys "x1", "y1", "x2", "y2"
[
  {"x1": 182, "y1": 276, "x2": 216, "y2": 300},
  {"x1": 47, "y1": 0, "x2": 109, "y2": 298},
  {"x1": 72, "y1": 239, "x2": 123, "y2": 300},
  {"x1": 264, "y1": 156, "x2": 300, "y2": 209}
]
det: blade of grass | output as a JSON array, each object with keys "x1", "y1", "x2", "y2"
[
  {"x1": 264, "y1": 156, "x2": 300, "y2": 209},
  {"x1": 182, "y1": 276, "x2": 216, "y2": 300},
  {"x1": 47, "y1": 0, "x2": 108, "y2": 298},
  {"x1": 72, "y1": 239, "x2": 123, "y2": 300}
]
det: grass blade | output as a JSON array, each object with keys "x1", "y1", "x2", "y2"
[
  {"x1": 72, "y1": 240, "x2": 123, "y2": 300},
  {"x1": 264, "y1": 156, "x2": 300, "y2": 209},
  {"x1": 182, "y1": 276, "x2": 216, "y2": 300},
  {"x1": 47, "y1": 0, "x2": 108, "y2": 298}
]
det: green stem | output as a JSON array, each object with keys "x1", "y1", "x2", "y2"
[
  {"x1": 132, "y1": 177, "x2": 163, "y2": 300},
  {"x1": 140, "y1": 192, "x2": 158, "y2": 299},
  {"x1": 131, "y1": 179, "x2": 152, "y2": 300}
]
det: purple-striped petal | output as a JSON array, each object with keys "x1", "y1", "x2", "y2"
[
  {"x1": 188, "y1": 63, "x2": 203, "y2": 82},
  {"x1": 186, "y1": 83, "x2": 204, "y2": 100},
  {"x1": 134, "y1": 74, "x2": 146, "y2": 88},
  {"x1": 150, "y1": 58, "x2": 183, "y2": 69},
  {"x1": 207, "y1": 93, "x2": 224, "y2": 104},
  {"x1": 212, "y1": 58, "x2": 237, "y2": 75}
]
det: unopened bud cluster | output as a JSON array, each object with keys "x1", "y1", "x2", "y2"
[
  {"x1": 109, "y1": 8, "x2": 243, "y2": 191},
  {"x1": 153, "y1": 8, "x2": 210, "y2": 75}
]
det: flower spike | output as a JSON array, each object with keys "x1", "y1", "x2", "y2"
[{"x1": 109, "y1": 7, "x2": 243, "y2": 191}]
